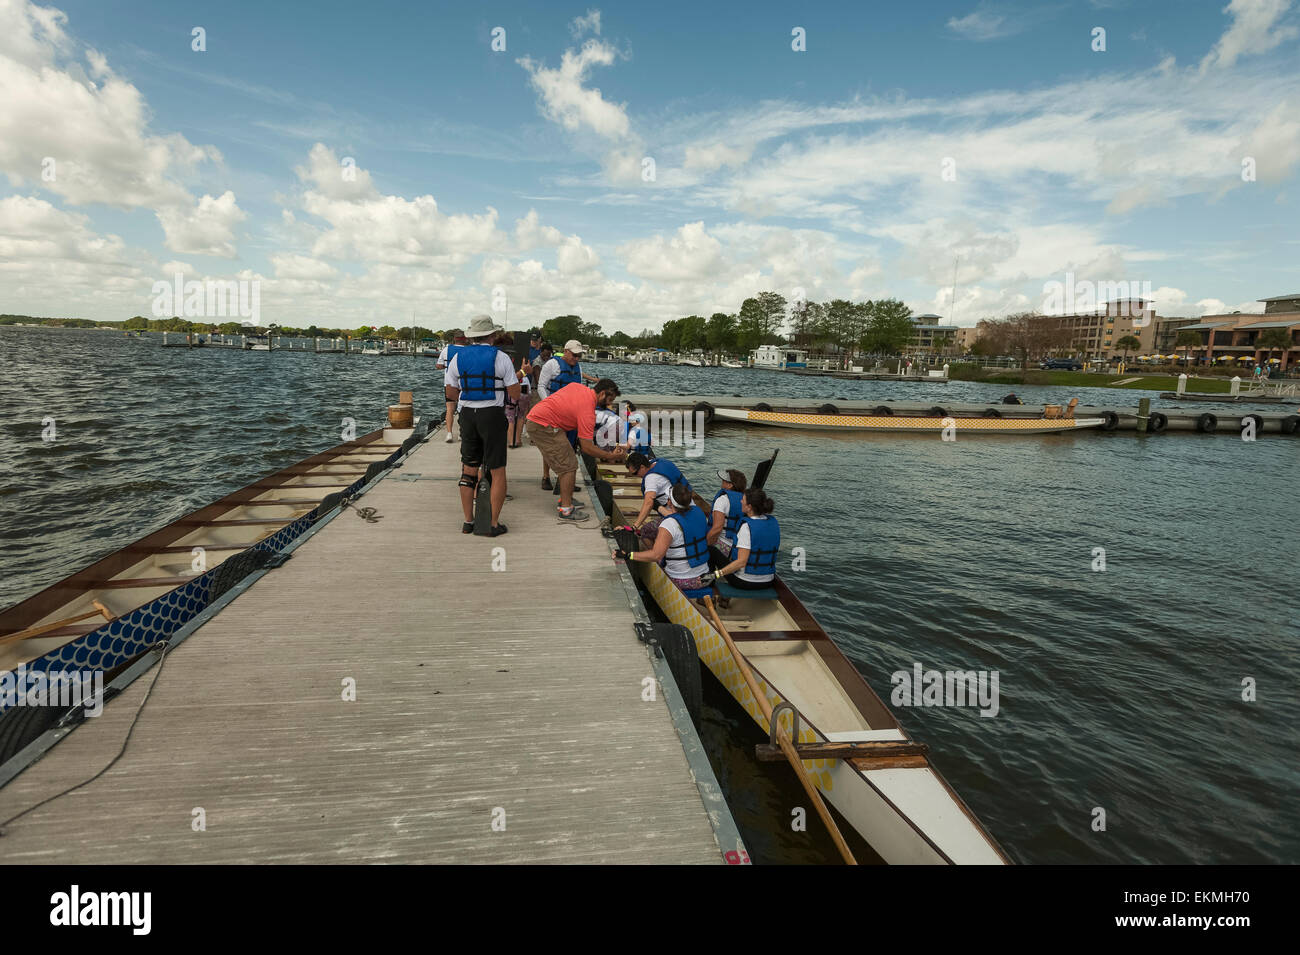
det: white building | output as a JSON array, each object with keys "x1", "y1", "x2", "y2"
[{"x1": 751, "y1": 344, "x2": 807, "y2": 369}]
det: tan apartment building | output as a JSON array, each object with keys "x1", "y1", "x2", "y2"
[{"x1": 909, "y1": 313, "x2": 960, "y2": 353}]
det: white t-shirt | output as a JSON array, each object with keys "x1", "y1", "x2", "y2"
[
  {"x1": 734, "y1": 517, "x2": 776, "y2": 583},
  {"x1": 643, "y1": 472, "x2": 673, "y2": 507},
  {"x1": 593, "y1": 408, "x2": 620, "y2": 450},
  {"x1": 538, "y1": 356, "x2": 581, "y2": 398},
  {"x1": 712, "y1": 495, "x2": 735, "y2": 554},
  {"x1": 662, "y1": 514, "x2": 709, "y2": 579},
  {"x1": 444, "y1": 346, "x2": 519, "y2": 409}
]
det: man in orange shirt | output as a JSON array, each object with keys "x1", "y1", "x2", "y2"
[{"x1": 527, "y1": 377, "x2": 627, "y2": 519}]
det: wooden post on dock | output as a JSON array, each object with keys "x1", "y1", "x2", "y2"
[{"x1": 1137, "y1": 397, "x2": 1150, "y2": 434}]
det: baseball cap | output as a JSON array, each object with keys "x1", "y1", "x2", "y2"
[{"x1": 563, "y1": 339, "x2": 585, "y2": 354}]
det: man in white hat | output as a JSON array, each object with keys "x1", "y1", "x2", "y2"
[
  {"x1": 536, "y1": 339, "x2": 598, "y2": 490},
  {"x1": 444, "y1": 314, "x2": 520, "y2": 537}
]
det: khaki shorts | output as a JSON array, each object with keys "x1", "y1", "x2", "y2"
[{"x1": 529, "y1": 424, "x2": 578, "y2": 476}]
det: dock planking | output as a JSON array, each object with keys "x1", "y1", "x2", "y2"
[{"x1": 0, "y1": 433, "x2": 728, "y2": 864}]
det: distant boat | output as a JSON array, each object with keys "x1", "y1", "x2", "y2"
[
  {"x1": 720, "y1": 359, "x2": 744, "y2": 368},
  {"x1": 713, "y1": 406, "x2": 1104, "y2": 435},
  {"x1": 676, "y1": 358, "x2": 702, "y2": 366}
]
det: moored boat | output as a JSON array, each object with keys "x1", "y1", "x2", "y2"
[
  {"x1": 714, "y1": 406, "x2": 1104, "y2": 435},
  {"x1": 595, "y1": 455, "x2": 1009, "y2": 864},
  {"x1": 0, "y1": 395, "x2": 426, "y2": 767}
]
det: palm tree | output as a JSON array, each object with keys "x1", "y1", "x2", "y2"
[
  {"x1": 1175, "y1": 330, "x2": 1201, "y2": 368},
  {"x1": 1115, "y1": 334, "x2": 1141, "y2": 368},
  {"x1": 1256, "y1": 327, "x2": 1293, "y2": 376}
]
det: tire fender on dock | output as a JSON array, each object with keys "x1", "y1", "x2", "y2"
[
  {"x1": 871, "y1": 405, "x2": 893, "y2": 416},
  {"x1": 693, "y1": 401, "x2": 715, "y2": 424},
  {"x1": 1196, "y1": 413, "x2": 1218, "y2": 433},
  {"x1": 1101, "y1": 411, "x2": 1119, "y2": 431},
  {"x1": 1282, "y1": 415, "x2": 1300, "y2": 435},
  {"x1": 1148, "y1": 411, "x2": 1168, "y2": 433},
  {"x1": 817, "y1": 403, "x2": 839, "y2": 415},
  {"x1": 1240, "y1": 413, "x2": 1265, "y2": 435}
]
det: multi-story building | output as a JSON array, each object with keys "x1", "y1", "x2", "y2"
[
  {"x1": 1163, "y1": 295, "x2": 1300, "y2": 369},
  {"x1": 1051, "y1": 299, "x2": 1157, "y2": 358},
  {"x1": 909, "y1": 314, "x2": 959, "y2": 353}
]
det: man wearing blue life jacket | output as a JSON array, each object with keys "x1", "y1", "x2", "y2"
[
  {"x1": 445, "y1": 315, "x2": 520, "y2": 537},
  {"x1": 537, "y1": 339, "x2": 597, "y2": 490},
  {"x1": 706, "y1": 468, "x2": 747, "y2": 569},
  {"x1": 624, "y1": 451, "x2": 692, "y2": 545}
]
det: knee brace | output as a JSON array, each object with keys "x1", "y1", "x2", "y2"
[{"x1": 458, "y1": 473, "x2": 479, "y2": 491}]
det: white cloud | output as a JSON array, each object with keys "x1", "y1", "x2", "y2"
[
  {"x1": 947, "y1": 6, "x2": 1020, "y2": 41},
  {"x1": 294, "y1": 144, "x2": 503, "y2": 265},
  {"x1": 155, "y1": 191, "x2": 247, "y2": 258},
  {"x1": 518, "y1": 39, "x2": 630, "y2": 140},
  {"x1": 557, "y1": 234, "x2": 600, "y2": 273},
  {"x1": 1201, "y1": 0, "x2": 1298, "y2": 72},
  {"x1": 0, "y1": 0, "x2": 221, "y2": 212},
  {"x1": 683, "y1": 141, "x2": 753, "y2": 171},
  {"x1": 271, "y1": 253, "x2": 338, "y2": 281},
  {"x1": 619, "y1": 221, "x2": 724, "y2": 281},
  {"x1": 570, "y1": 9, "x2": 601, "y2": 38}
]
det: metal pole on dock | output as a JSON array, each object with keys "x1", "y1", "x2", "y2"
[{"x1": 1137, "y1": 397, "x2": 1150, "y2": 434}]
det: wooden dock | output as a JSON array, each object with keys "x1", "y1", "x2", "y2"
[{"x1": 0, "y1": 433, "x2": 738, "y2": 863}]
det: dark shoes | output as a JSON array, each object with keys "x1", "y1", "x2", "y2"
[
  {"x1": 541, "y1": 478, "x2": 553, "y2": 490},
  {"x1": 461, "y1": 522, "x2": 474, "y2": 534},
  {"x1": 489, "y1": 524, "x2": 508, "y2": 537}
]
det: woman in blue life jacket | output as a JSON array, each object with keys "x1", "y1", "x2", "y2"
[
  {"x1": 706, "y1": 468, "x2": 746, "y2": 569},
  {"x1": 616, "y1": 484, "x2": 711, "y2": 596},
  {"x1": 624, "y1": 451, "x2": 692, "y2": 545},
  {"x1": 713, "y1": 488, "x2": 780, "y2": 591}
]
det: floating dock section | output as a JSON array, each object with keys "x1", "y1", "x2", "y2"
[{"x1": 0, "y1": 432, "x2": 742, "y2": 863}]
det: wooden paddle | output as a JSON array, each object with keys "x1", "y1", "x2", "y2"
[
  {"x1": 701, "y1": 595, "x2": 858, "y2": 865},
  {"x1": 0, "y1": 599, "x2": 116, "y2": 647}
]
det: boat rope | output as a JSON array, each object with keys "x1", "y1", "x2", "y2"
[
  {"x1": 343, "y1": 501, "x2": 382, "y2": 523},
  {"x1": 0, "y1": 640, "x2": 172, "y2": 837}
]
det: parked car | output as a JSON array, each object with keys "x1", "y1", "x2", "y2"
[{"x1": 1039, "y1": 357, "x2": 1083, "y2": 370}]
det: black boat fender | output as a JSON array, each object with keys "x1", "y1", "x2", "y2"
[
  {"x1": 1147, "y1": 411, "x2": 1168, "y2": 433},
  {"x1": 982, "y1": 408, "x2": 1002, "y2": 418},
  {"x1": 1241, "y1": 413, "x2": 1265, "y2": 435},
  {"x1": 817, "y1": 403, "x2": 839, "y2": 415},
  {"x1": 1282, "y1": 415, "x2": 1300, "y2": 435},
  {"x1": 928, "y1": 406, "x2": 948, "y2": 418},
  {"x1": 1101, "y1": 411, "x2": 1120, "y2": 431},
  {"x1": 752, "y1": 402, "x2": 773, "y2": 412},
  {"x1": 693, "y1": 401, "x2": 715, "y2": 424},
  {"x1": 871, "y1": 405, "x2": 893, "y2": 416},
  {"x1": 1196, "y1": 413, "x2": 1218, "y2": 433}
]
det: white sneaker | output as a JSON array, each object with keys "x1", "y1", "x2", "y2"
[{"x1": 444, "y1": 431, "x2": 455, "y2": 443}]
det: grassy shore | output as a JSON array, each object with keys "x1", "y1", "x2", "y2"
[{"x1": 946, "y1": 364, "x2": 1235, "y2": 393}]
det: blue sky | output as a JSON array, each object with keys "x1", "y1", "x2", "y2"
[{"x1": 1, "y1": 0, "x2": 1297, "y2": 330}]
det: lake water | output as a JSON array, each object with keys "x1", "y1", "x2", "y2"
[{"x1": 2, "y1": 327, "x2": 1296, "y2": 864}]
